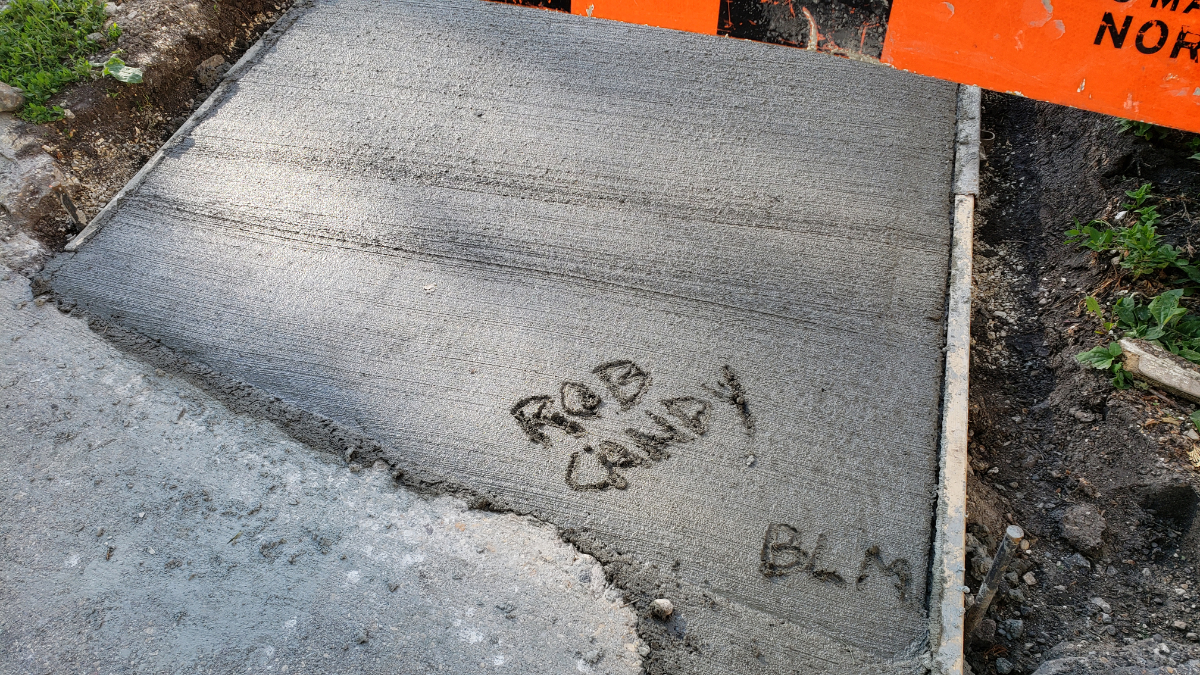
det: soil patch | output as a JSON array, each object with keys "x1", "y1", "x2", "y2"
[
  {"x1": 19, "y1": 0, "x2": 292, "y2": 249},
  {"x1": 965, "y1": 92, "x2": 1200, "y2": 674}
]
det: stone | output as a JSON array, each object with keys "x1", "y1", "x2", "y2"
[
  {"x1": 1060, "y1": 504, "x2": 1106, "y2": 553},
  {"x1": 581, "y1": 648, "x2": 603, "y2": 665},
  {"x1": 195, "y1": 55, "x2": 229, "y2": 88},
  {"x1": 995, "y1": 657, "x2": 1015, "y2": 674},
  {"x1": 1174, "y1": 620, "x2": 1189, "y2": 631},
  {"x1": 650, "y1": 598, "x2": 673, "y2": 620},
  {"x1": 973, "y1": 618, "x2": 997, "y2": 642},
  {"x1": 1090, "y1": 597, "x2": 1111, "y2": 614},
  {"x1": 1002, "y1": 618, "x2": 1024, "y2": 639},
  {"x1": 86, "y1": 32, "x2": 105, "y2": 43},
  {"x1": 1065, "y1": 553, "x2": 1092, "y2": 570},
  {"x1": 0, "y1": 82, "x2": 24, "y2": 112},
  {"x1": 1023, "y1": 572, "x2": 1037, "y2": 586}
]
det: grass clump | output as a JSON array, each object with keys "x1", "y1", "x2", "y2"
[{"x1": 0, "y1": 0, "x2": 108, "y2": 122}]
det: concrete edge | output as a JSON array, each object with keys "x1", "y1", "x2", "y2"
[
  {"x1": 931, "y1": 84, "x2": 979, "y2": 675},
  {"x1": 952, "y1": 86, "x2": 981, "y2": 196},
  {"x1": 63, "y1": 0, "x2": 316, "y2": 252}
]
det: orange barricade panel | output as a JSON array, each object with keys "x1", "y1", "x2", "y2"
[
  {"x1": 571, "y1": 0, "x2": 720, "y2": 35},
  {"x1": 881, "y1": 0, "x2": 1200, "y2": 133}
]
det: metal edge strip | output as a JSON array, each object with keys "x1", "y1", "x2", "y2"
[
  {"x1": 931, "y1": 83, "x2": 980, "y2": 675},
  {"x1": 63, "y1": 0, "x2": 316, "y2": 252}
]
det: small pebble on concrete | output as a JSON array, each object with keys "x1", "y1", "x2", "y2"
[{"x1": 650, "y1": 598, "x2": 673, "y2": 620}]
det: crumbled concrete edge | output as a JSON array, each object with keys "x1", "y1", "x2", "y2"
[
  {"x1": 1120, "y1": 338, "x2": 1200, "y2": 404},
  {"x1": 64, "y1": 0, "x2": 316, "y2": 252},
  {"x1": 930, "y1": 84, "x2": 980, "y2": 675},
  {"x1": 37, "y1": 300, "x2": 742, "y2": 672}
]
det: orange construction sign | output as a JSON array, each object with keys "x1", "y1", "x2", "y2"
[
  {"x1": 500, "y1": 0, "x2": 1200, "y2": 134},
  {"x1": 572, "y1": 0, "x2": 720, "y2": 35},
  {"x1": 883, "y1": 0, "x2": 1200, "y2": 134}
]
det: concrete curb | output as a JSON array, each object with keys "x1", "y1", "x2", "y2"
[
  {"x1": 931, "y1": 84, "x2": 980, "y2": 675},
  {"x1": 64, "y1": 0, "x2": 315, "y2": 252}
]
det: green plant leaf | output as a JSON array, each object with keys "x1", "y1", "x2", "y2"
[
  {"x1": 102, "y1": 54, "x2": 142, "y2": 84},
  {"x1": 1114, "y1": 296, "x2": 1139, "y2": 327},
  {"x1": 1077, "y1": 344, "x2": 1119, "y2": 370},
  {"x1": 1149, "y1": 289, "x2": 1186, "y2": 327},
  {"x1": 1176, "y1": 263, "x2": 1200, "y2": 285},
  {"x1": 1112, "y1": 363, "x2": 1131, "y2": 389},
  {"x1": 1190, "y1": 152, "x2": 1200, "y2": 163},
  {"x1": 1124, "y1": 183, "x2": 1153, "y2": 207},
  {"x1": 1192, "y1": 410, "x2": 1200, "y2": 429}
]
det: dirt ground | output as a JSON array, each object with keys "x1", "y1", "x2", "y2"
[
  {"x1": 18, "y1": 0, "x2": 293, "y2": 249},
  {"x1": 965, "y1": 93, "x2": 1200, "y2": 674}
]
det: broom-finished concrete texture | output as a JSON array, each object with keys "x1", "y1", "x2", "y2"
[
  {"x1": 48, "y1": 0, "x2": 958, "y2": 671},
  {"x1": 0, "y1": 270, "x2": 641, "y2": 674}
]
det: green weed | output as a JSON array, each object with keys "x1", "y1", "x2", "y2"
[
  {"x1": 0, "y1": 0, "x2": 108, "y2": 122},
  {"x1": 1076, "y1": 341, "x2": 1129, "y2": 388},
  {"x1": 1078, "y1": 289, "x2": 1200, "y2": 386},
  {"x1": 1065, "y1": 183, "x2": 1197, "y2": 280},
  {"x1": 106, "y1": 21, "x2": 120, "y2": 42},
  {"x1": 1117, "y1": 119, "x2": 1166, "y2": 141}
]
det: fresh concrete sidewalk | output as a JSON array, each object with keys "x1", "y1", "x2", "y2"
[
  {"x1": 47, "y1": 0, "x2": 960, "y2": 670},
  {"x1": 0, "y1": 270, "x2": 641, "y2": 674}
]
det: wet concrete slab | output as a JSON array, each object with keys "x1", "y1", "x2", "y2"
[{"x1": 47, "y1": 0, "x2": 958, "y2": 671}]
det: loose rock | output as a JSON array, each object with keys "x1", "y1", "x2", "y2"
[
  {"x1": 1059, "y1": 504, "x2": 1105, "y2": 553},
  {"x1": 195, "y1": 55, "x2": 229, "y2": 88},
  {"x1": 0, "y1": 82, "x2": 24, "y2": 112},
  {"x1": 650, "y1": 598, "x2": 673, "y2": 620},
  {"x1": 995, "y1": 657, "x2": 1015, "y2": 674},
  {"x1": 1065, "y1": 553, "x2": 1092, "y2": 570}
]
